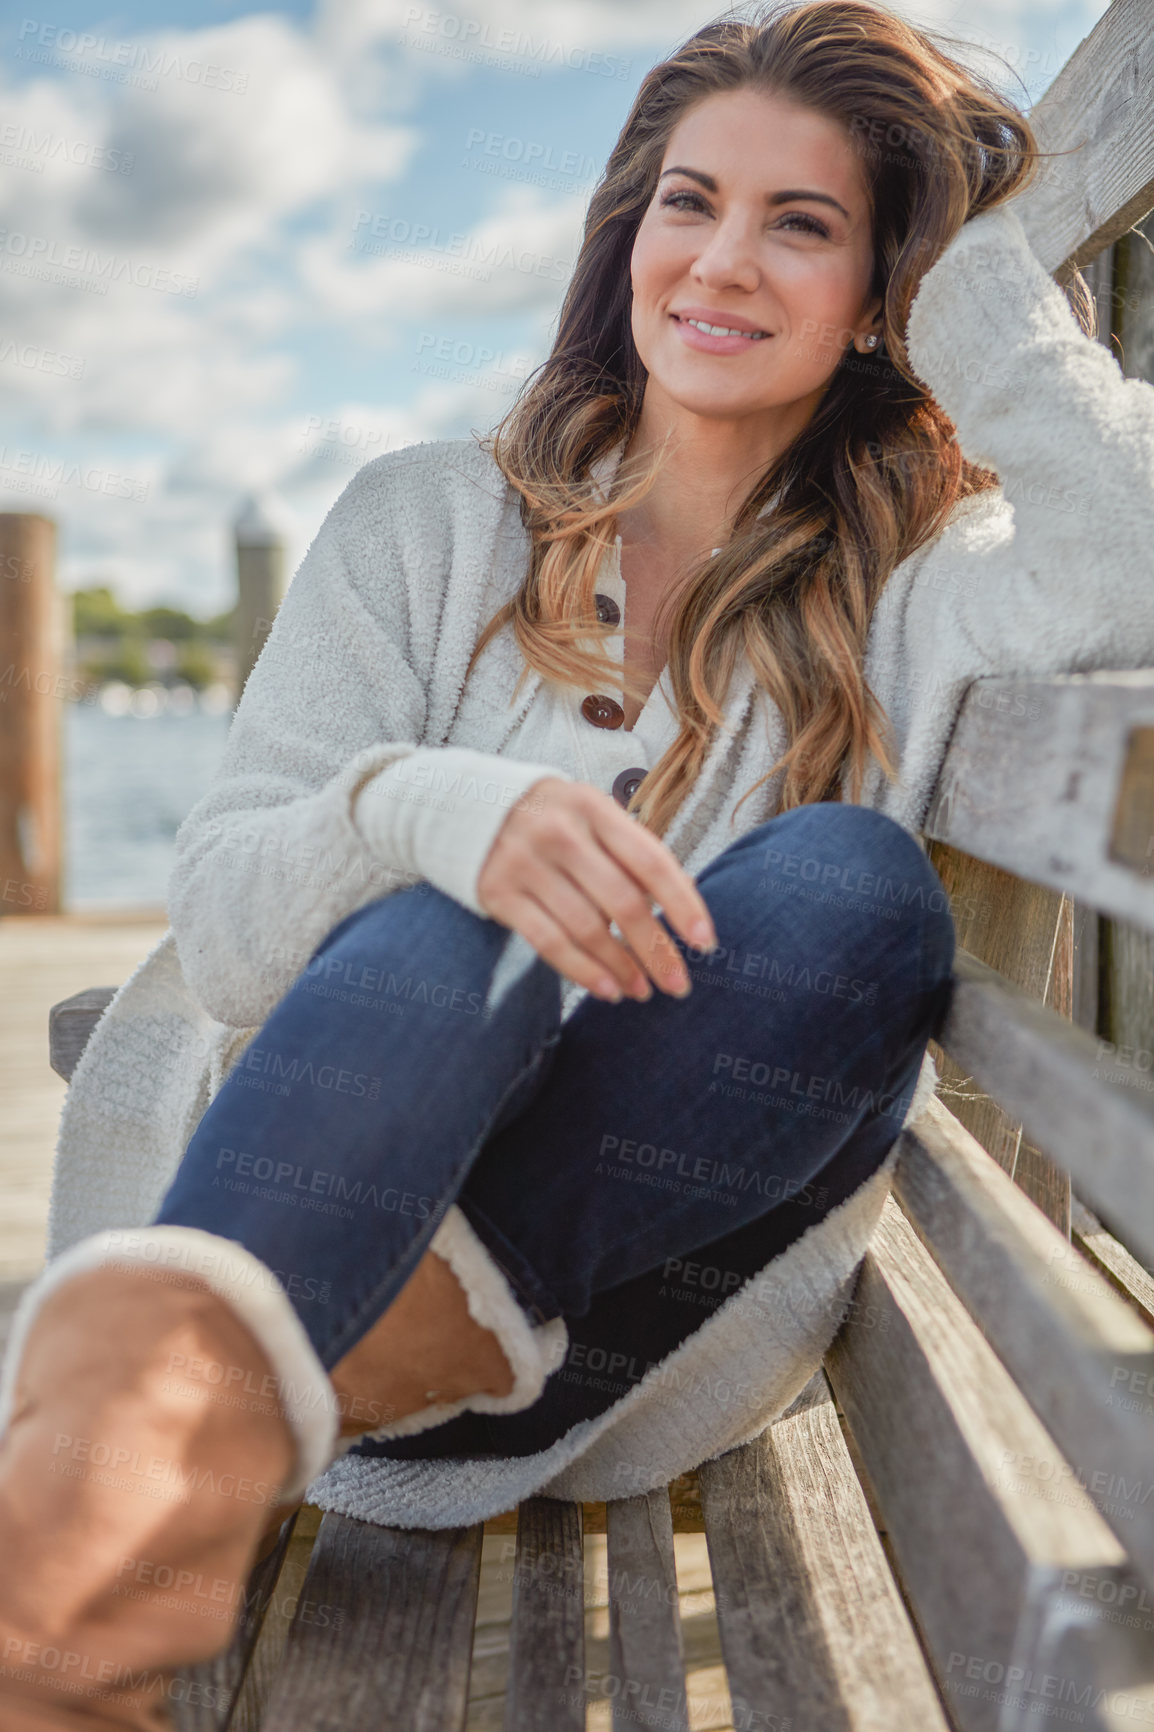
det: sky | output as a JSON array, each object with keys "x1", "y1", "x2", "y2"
[{"x1": 0, "y1": 0, "x2": 1111, "y2": 617}]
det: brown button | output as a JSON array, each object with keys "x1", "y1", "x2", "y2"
[
  {"x1": 612, "y1": 767, "x2": 647, "y2": 807},
  {"x1": 581, "y1": 694, "x2": 624, "y2": 730},
  {"x1": 595, "y1": 592, "x2": 621, "y2": 627}
]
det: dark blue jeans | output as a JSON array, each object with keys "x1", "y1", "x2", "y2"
[{"x1": 156, "y1": 803, "x2": 954, "y2": 1457}]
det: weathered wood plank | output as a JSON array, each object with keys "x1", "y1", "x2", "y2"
[
  {"x1": 895, "y1": 1097, "x2": 1154, "y2": 1588},
  {"x1": 699, "y1": 1373, "x2": 950, "y2": 1732},
  {"x1": 168, "y1": 1510, "x2": 298, "y2": 1731},
  {"x1": 605, "y1": 1489, "x2": 687, "y2": 1732},
  {"x1": 47, "y1": 985, "x2": 116, "y2": 1081},
  {"x1": 826, "y1": 1199, "x2": 1148, "y2": 1732},
  {"x1": 926, "y1": 843, "x2": 1071, "y2": 1229},
  {"x1": 229, "y1": 1504, "x2": 323, "y2": 1732},
  {"x1": 939, "y1": 949, "x2": 1154, "y2": 1268},
  {"x1": 1116, "y1": 204, "x2": 1154, "y2": 381},
  {"x1": 260, "y1": 1512, "x2": 482, "y2": 1731},
  {"x1": 504, "y1": 1499, "x2": 584, "y2": 1732},
  {"x1": 1073, "y1": 1197, "x2": 1154, "y2": 1330},
  {"x1": 1017, "y1": 0, "x2": 1154, "y2": 276},
  {"x1": 1072, "y1": 899, "x2": 1101, "y2": 1033},
  {"x1": 924, "y1": 674, "x2": 1154, "y2": 932}
]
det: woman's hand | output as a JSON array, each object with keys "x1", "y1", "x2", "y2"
[{"x1": 475, "y1": 777, "x2": 718, "y2": 1002}]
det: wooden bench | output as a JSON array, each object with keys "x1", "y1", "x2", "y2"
[
  {"x1": 44, "y1": 4, "x2": 1154, "y2": 1722},
  {"x1": 48, "y1": 663, "x2": 1154, "y2": 1732}
]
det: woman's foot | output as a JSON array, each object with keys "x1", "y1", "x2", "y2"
[{"x1": 0, "y1": 1263, "x2": 296, "y2": 1729}]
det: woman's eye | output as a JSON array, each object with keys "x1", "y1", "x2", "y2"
[
  {"x1": 776, "y1": 211, "x2": 830, "y2": 237},
  {"x1": 659, "y1": 188, "x2": 707, "y2": 213},
  {"x1": 657, "y1": 191, "x2": 830, "y2": 238}
]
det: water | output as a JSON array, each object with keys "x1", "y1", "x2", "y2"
[{"x1": 64, "y1": 703, "x2": 231, "y2": 909}]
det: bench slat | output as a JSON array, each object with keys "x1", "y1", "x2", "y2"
[
  {"x1": 229, "y1": 1505, "x2": 323, "y2": 1732},
  {"x1": 926, "y1": 841, "x2": 1075, "y2": 1228},
  {"x1": 896, "y1": 1097, "x2": 1154, "y2": 1590},
  {"x1": 1018, "y1": 0, "x2": 1154, "y2": 274},
  {"x1": 605, "y1": 1489, "x2": 688, "y2": 1732},
  {"x1": 827, "y1": 1199, "x2": 1147, "y2": 1732},
  {"x1": 169, "y1": 1513, "x2": 298, "y2": 1731},
  {"x1": 504, "y1": 1498, "x2": 584, "y2": 1732},
  {"x1": 47, "y1": 987, "x2": 117, "y2": 1081},
  {"x1": 699, "y1": 1373, "x2": 951, "y2": 1732},
  {"x1": 939, "y1": 949, "x2": 1154, "y2": 1268},
  {"x1": 924, "y1": 674, "x2": 1154, "y2": 932},
  {"x1": 1073, "y1": 1198, "x2": 1154, "y2": 1331},
  {"x1": 259, "y1": 1512, "x2": 482, "y2": 1731}
]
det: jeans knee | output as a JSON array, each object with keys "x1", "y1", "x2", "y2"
[
  {"x1": 700, "y1": 801, "x2": 955, "y2": 996},
  {"x1": 307, "y1": 883, "x2": 484, "y2": 975}
]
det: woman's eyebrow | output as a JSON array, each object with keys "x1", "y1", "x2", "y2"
[{"x1": 658, "y1": 165, "x2": 849, "y2": 220}]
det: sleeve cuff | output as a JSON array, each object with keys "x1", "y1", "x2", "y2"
[{"x1": 352, "y1": 745, "x2": 567, "y2": 916}]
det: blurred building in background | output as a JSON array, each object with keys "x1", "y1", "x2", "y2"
[{"x1": 233, "y1": 494, "x2": 289, "y2": 697}]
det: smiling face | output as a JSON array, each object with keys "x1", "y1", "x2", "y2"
[{"x1": 629, "y1": 85, "x2": 882, "y2": 438}]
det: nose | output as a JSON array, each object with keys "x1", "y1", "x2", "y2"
[{"x1": 690, "y1": 213, "x2": 762, "y2": 295}]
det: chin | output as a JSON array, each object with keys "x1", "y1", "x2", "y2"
[{"x1": 655, "y1": 378, "x2": 785, "y2": 421}]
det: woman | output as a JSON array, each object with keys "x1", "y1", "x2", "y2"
[{"x1": 5, "y1": 1, "x2": 1154, "y2": 1723}]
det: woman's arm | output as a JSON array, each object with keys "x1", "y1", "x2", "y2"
[
  {"x1": 168, "y1": 452, "x2": 560, "y2": 1029},
  {"x1": 902, "y1": 200, "x2": 1154, "y2": 670},
  {"x1": 171, "y1": 440, "x2": 717, "y2": 1025}
]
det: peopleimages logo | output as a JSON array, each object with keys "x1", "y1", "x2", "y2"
[
  {"x1": 400, "y1": 6, "x2": 631, "y2": 78},
  {"x1": 15, "y1": 20, "x2": 249, "y2": 92},
  {"x1": 0, "y1": 229, "x2": 198, "y2": 296}
]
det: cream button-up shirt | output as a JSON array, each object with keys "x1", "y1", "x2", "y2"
[{"x1": 501, "y1": 535, "x2": 725, "y2": 800}]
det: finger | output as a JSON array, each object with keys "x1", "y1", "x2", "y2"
[
  {"x1": 551, "y1": 843, "x2": 691, "y2": 997},
  {"x1": 589, "y1": 805, "x2": 717, "y2": 953},
  {"x1": 489, "y1": 891, "x2": 631, "y2": 1003},
  {"x1": 529, "y1": 868, "x2": 652, "y2": 1000}
]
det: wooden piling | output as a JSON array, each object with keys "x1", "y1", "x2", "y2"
[{"x1": 0, "y1": 513, "x2": 62, "y2": 915}]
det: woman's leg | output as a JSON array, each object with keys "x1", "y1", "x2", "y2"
[
  {"x1": 162, "y1": 798, "x2": 951, "y2": 1443},
  {"x1": 361, "y1": 800, "x2": 954, "y2": 1460},
  {"x1": 153, "y1": 881, "x2": 566, "y2": 1381},
  {"x1": 0, "y1": 886, "x2": 571, "y2": 1728},
  {"x1": 0, "y1": 800, "x2": 950, "y2": 1723}
]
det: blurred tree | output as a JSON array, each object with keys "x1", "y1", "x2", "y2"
[
  {"x1": 70, "y1": 587, "x2": 234, "y2": 690},
  {"x1": 139, "y1": 605, "x2": 200, "y2": 641},
  {"x1": 73, "y1": 585, "x2": 133, "y2": 637},
  {"x1": 174, "y1": 641, "x2": 219, "y2": 689},
  {"x1": 87, "y1": 640, "x2": 151, "y2": 687}
]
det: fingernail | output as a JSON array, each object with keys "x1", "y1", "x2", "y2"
[
  {"x1": 597, "y1": 977, "x2": 622, "y2": 1001},
  {"x1": 689, "y1": 919, "x2": 716, "y2": 948}
]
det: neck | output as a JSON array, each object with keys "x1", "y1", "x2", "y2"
[{"x1": 615, "y1": 383, "x2": 819, "y2": 557}]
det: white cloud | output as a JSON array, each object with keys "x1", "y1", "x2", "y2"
[
  {"x1": 0, "y1": 13, "x2": 421, "y2": 438},
  {"x1": 0, "y1": 0, "x2": 1114, "y2": 616},
  {"x1": 299, "y1": 181, "x2": 583, "y2": 326}
]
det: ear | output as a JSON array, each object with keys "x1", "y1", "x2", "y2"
[{"x1": 853, "y1": 294, "x2": 885, "y2": 353}]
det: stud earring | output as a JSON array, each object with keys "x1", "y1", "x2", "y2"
[{"x1": 863, "y1": 333, "x2": 879, "y2": 349}]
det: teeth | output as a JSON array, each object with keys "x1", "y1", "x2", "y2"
[{"x1": 684, "y1": 317, "x2": 769, "y2": 340}]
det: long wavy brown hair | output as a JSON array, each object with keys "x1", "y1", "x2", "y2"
[{"x1": 467, "y1": 0, "x2": 1089, "y2": 834}]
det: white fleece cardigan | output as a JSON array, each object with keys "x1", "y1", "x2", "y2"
[{"x1": 11, "y1": 200, "x2": 1154, "y2": 1525}]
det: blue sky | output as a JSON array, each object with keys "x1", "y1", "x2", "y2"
[{"x1": 0, "y1": 0, "x2": 1110, "y2": 615}]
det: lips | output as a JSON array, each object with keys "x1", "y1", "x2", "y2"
[
  {"x1": 671, "y1": 306, "x2": 772, "y2": 338},
  {"x1": 669, "y1": 309, "x2": 774, "y2": 356}
]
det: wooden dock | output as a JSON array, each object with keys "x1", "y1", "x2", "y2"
[{"x1": 0, "y1": 909, "x2": 168, "y2": 1338}]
